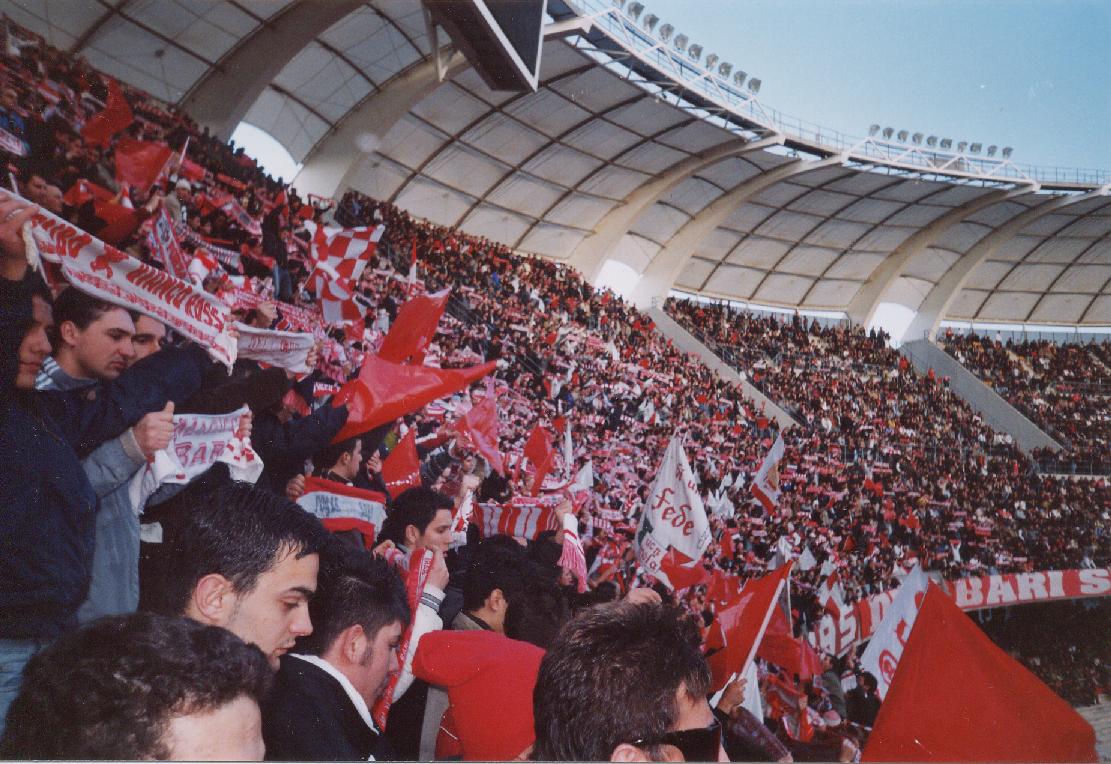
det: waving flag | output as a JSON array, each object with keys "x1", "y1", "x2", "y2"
[
  {"x1": 522, "y1": 424, "x2": 556, "y2": 496},
  {"x1": 635, "y1": 436, "x2": 712, "y2": 580},
  {"x1": 706, "y1": 563, "x2": 793, "y2": 692},
  {"x1": 81, "y1": 77, "x2": 133, "y2": 147},
  {"x1": 378, "y1": 288, "x2": 450, "y2": 364},
  {"x1": 382, "y1": 428, "x2": 422, "y2": 496},
  {"x1": 859, "y1": 564, "x2": 929, "y2": 699},
  {"x1": 457, "y1": 393, "x2": 505, "y2": 476},
  {"x1": 114, "y1": 137, "x2": 173, "y2": 192},
  {"x1": 305, "y1": 221, "x2": 384, "y2": 296},
  {"x1": 752, "y1": 433, "x2": 785, "y2": 513}
]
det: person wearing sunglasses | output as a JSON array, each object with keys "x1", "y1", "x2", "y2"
[{"x1": 532, "y1": 600, "x2": 728, "y2": 761}]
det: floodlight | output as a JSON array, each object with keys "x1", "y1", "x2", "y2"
[
  {"x1": 911, "y1": 132, "x2": 923, "y2": 145},
  {"x1": 868, "y1": 124, "x2": 880, "y2": 137},
  {"x1": 747, "y1": 78, "x2": 761, "y2": 94},
  {"x1": 643, "y1": 13, "x2": 658, "y2": 31},
  {"x1": 688, "y1": 43, "x2": 702, "y2": 61},
  {"x1": 940, "y1": 138, "x2": 952, "y2": 149},
  {"x1": 674, "y1": 33, "x2": 688, "y2": 51},
  {"x1": 926, "y1": 135, "x2": 937, "y2": 147},
  {"x1": 882, "y1": 127, "x2": 894, "y2": 139},
  {"x1": 986, "y1": 145, "x2": 997, "y2": 157},
  {"x1": 1002, "y1": 146, "x2": 1013, "y2": 158},
  {"x1": 733, "y1": 70, "x2": 747, "y2": 88},
  {"x1": 705, "y1": 53, "x2": 719, "y2": 69},
  {"x1": 658, "y1": 23, "x2": 673, "y2": 41},
  {"x1": 627, "y1": 2, "x2": 644, "y2": 20},
  {"x1": 957, "y1": 141, "x2": 968, "y2": 153},
  {"x1": 896, "y1": 129, "x2": 909, "y2": 142},
  {"x1": 718, "y1": 61, "x2": 733, "y2": 77},
  {"x1": 970, "y1": 142, "x2": 982, "y2": 154}
]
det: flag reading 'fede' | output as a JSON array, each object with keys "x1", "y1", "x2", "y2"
[{"x1": 635, "y1": 436, "x2": 711, "y2": 579}]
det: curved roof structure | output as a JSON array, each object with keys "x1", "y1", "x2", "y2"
[{"x1": 8, "y1": 0, "x2": 1110, "y2": 332}]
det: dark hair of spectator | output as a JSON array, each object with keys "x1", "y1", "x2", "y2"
[
  {"x1": 378, "y1": 486, "x2": 453, "y2": 545},
  {"x1": 461, "y1": 536, "x2": 528, "y2": 612},
  {"x1": 504, "y1": 570, "x2": 571, "y2": 649},
  {"x1": 296, "y1": 542, "x2": 411, "y2": 656},
  {"x1": 0, "y1": 612, "x2": 272, "y2": 760},
  {"x1": 532, "y1": 601, "x2": 711, "y2": 761},
  {"x1": 50, "y1": 285, "x2": 118, "y2": 343},
  {"x1": 312, "y1": 436, "x2": 360, "y2": 474},
  {"x1": 140, "y1": 481, "x2": 328, "y2": 616}
]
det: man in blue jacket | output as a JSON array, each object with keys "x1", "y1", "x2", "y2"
[{"x1": 0, "y1": 197, "x2": 215, "y2": 733}]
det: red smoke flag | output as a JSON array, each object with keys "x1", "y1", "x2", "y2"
[
  {"x1": 862, "y1": 583, "x2": 1098, "y2": 763},
  {"x1": 751, "y1": 433, "x2": 785, "y2": 513},
  {"x1": 522, "y1": 424, "x2": 555, "y2": 496},
  {"x1": 114, "y1": 137, "x2": 173, "y2": 192},
  {"x1": 706, "y1": 563, "x2": 792, "y2": 693},
  {"x1": 457, "y1": 394, "x2": 505, "y2": 476},
  {"x1": 80, "y1": 77, "x2": 133, "y2": 147},
  {"x1": 331, "y1": 354, "x2": 496, "y2": 443},
  {"x1": 377, "y1": 288, "x2": 450, "y2": 364},
  {"x1": 381, "y1": 428, "x2": 422, "y2": 496}
]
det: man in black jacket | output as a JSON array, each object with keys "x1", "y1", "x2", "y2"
[{"x1": 263, "y1": 544, "x2": 411, "y2": 761}]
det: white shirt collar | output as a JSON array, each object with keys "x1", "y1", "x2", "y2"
[{"x1": 291, "y1": 653, "x2": 379, "y2": 734}]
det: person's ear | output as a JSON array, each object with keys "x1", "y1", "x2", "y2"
[
  {"x1": 188, "y1": 573, "x2": 236, "y2": 626},
  {"x1": 341, "y1": 623, "x2": 367, "y2": 664},
  {"x1": 59, "y1": 320, "x2": 80, "y2": 348},
  {"x1": 610, "y1": 743, "x2": 651, "y2": 762},
  {"x1": 486, "y1": 588, "x2": 507, "y2": 614},
  {"x1": 404, "y1": 524, "x2": 420, "y2": 548}
]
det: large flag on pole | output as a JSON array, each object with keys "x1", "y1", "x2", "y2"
[
  {"x1": 751, "y1": 433, "x2": 785, "y2": 513},
  {"x1": 859, "y1": 564, "x2": 929, "y2": 699},
  {"x1": 862, "y1": 583, "x2": 1098, "y2": 763},
  {"x1": 377, "y1": 288, "x2": 450, "y2": 365},
  {"x1": 635, "y1": 435, "x2": 712, "y2": 580}
]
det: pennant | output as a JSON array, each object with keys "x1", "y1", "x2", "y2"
[
  {"x1": 80, "y1": 77, "x2": 133, "y2": 147},
  {"x1": 635, "y1": 436, "x2": 712, "y2": 579},
  {"x1": 63, "y1": 178, "x2": 114, "y2": 208},
  {"x1": 297, "y1": 476, "x2": 387, "y2": 549},
  {"x1": 859, "y1": 564, "x2": 929, "y2": 699},
  {"x1": 450, "y1": 490, "x2": 475, "y2": 547},
  {"x1": 377, "y1": 288, "x2": 450, "y2": 364},
  {"x1": 145, "y1": 207, "x2": 191, "y2": 279},
  {"x1": 330, "y1": 354, "x2": 496, "y2": 442},
  {"x1": 381, "y1": 428, "x2": 422, "y2": 496},
  {"x1": 863, "y1": 583, "x2": 1097, "y2": 763},
  {"x1": 706, "y1": 563, "x2": 793, "y2": 693},
  {"x1": 475, "y1": 498, "x2": 560, "y2": 541},
  {"x1": 752, "y1": 433, "x2": 785, "y2": 513},
  {"x1": 114, "y1": 137, "x2": 173, "y2": 192}
]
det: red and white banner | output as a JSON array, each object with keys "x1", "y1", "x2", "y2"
[
  {"x1": 635, "y1": 436, "x2": 711, "y2": 579},
  {"x1": 859, "y1": 565, "x2": 929, "y2": 698},
  {"x1": 751, "y1": 433, "x2": 785, "y2": 513},
  {"x1": 8, "y1": 188, "x2": 237, "y2": 367},
  {"x1": 297, "y1": 476, "x2": 387, "y2": 547},
  {"x1": 0, "y1": 126, "x2": 27, "y2": 156},
  {"x1": 220, "y1": 196, "x2": 261, "y2": 236},
  {"x1": 128, "y1": 406, "x2": 260, "y2": 508},
  {"x1": 146, "y1": 207, "x2": 191, "y2": 279},
  {"x1": 175, "y1": 223, "x2": 242, "y2": 271},
  {"x1": 374, "y1": 548, "x2": 434, "y2": 728},
  {"x1": 235, "y1": 323, "x2": 315, "y2": 374},
  {"x1": 476, "y1": 497, "x2": 560, "y2": 541},
  {"x1": 811, "y1": 567, "x2": 1111, "y2": 657}
]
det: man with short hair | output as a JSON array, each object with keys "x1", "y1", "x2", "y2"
[
  {"x1": 262, "y1": 544, "x2": 411, "y2": 761},
  {"x1": 533, "y1": 601, "x2": 727, "y2": 762},
  {"x1": 141, "y1": 481, "x2": 328, "y2": 670},
  {"x1": 42, "y1": 184, "x2": 63, "y2": 216},
  {"x1": 131, "y1": 314, "x2": 167, "y2": 361},
  {"x1": 313, "y1": 436, "x2": 363, "y2": 485},
  {"x1": 0, "y1": 612, "x2": 272, "y2": 760},
  {"x1": 36, "y1": 286, "x2": 136, "y2": 387},
  {"x1": 378, "y1": 487, "x2": 454, "y2": 555}
]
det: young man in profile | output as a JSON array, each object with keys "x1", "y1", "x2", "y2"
[{"x1": 263, "y1": 544, "x2": 411, "y2": 761}]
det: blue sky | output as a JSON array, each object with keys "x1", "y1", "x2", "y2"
[{"x1": 644, "y1": 0, "x2": 1110, "y2": 172}]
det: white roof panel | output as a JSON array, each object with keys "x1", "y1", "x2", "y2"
[
  {"x1": 947, "y1": 289, "x2": 991, "y2": 319},
  {"x1": 704, "y1": 264, "x2": 764, "y2": 298},
  {"x1": 461, "y1": 114, "x2": 550, "y2": 166},
  {"x1": 629, "y1": 204, "x2": 690, "y2": 244},
  {"x1": 504, "y1": 90, "x2": 592, "y2": 138},
  {"x1": 727, "y1": 237, "x2": 792, "y2": 269},
  {"x1": 978, "y1": 292, "x2": 1040, "y2": 320},
  {"x1": 524, "y1": 145, "x2": 604, "y2": 187},
  {"x1": 563, "y1": 120, "x2": 643, "y2": 161},
  {"x1": 661, "y1": 177, "x2": 725, "y2": 216},
  {"x1": 545, "y1": 194, "x2": 619, "y2": 230},
  {"x1": 486, "y1": 176, "x2": 567, "y2": 219},
  {"x1": 675, "y1": 259, "x2": 717, "y2": 290},
  {"x1": 519, "y1": 224, "x2": 589, "y2": 258},
  {"x1": 804, "y1": 279, "x2": 859, "y2": 307},
  {"x1": 754, "y1": 273, "x2": 815, "y2": 304},
  {"x1": 394, "y1": 177, "x2": 474, "y2": 227},
  {"x1": 1027, "y1": 293, "x2": 1088, "y2": 324},
  {"x1": 411, "y1": 83, "x2": 492, "y2": 136},
  {"x1": 460, "y1": 205, "x2": 533, "y2": 243},
  {"x1": 611, "y1": 234, "x2": 661, "y2": 272},
  {"x1": 1051, "y1": 265, "x2": 1111, "y2": 293},
  {"x1": 423, "y1": 144, "x2": 508, "y2": 196},
  {"x1": 998, "y1": 263, "x2": 1066, "y2": 291},
  {"x1": 824, "y1": 252, "x2": 886, "y2": 281}
]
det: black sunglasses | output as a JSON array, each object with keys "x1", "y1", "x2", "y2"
[{"x1": 631, "y1": 718, "x2": 722, "y2": 762}]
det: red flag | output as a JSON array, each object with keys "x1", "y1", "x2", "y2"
[
  {"x1": 63, "y1": 178, "x2": 113, "y2": 207},
  {"x1": 331, "y1": 354, "x2": 496, "y2": 443},
  {"x1": 522, "y1": 424, "x2": 555, "y2": 496},
  {"x1": 706, "y1": 563, "x2": 792, "y2": 692},
  {"x1": 457, "y1": 394, "x2": 505, "y2": 476},
  {"x1": 80, "y1": 77, "x2": 133, "y2": 147},
  {"x1": 377, "y1": 288, "x2": 450, "y2": 365},
  {"x1": 92, "y1": 199, "x2": 141, "y2": 246},
  {"x1": 180, "y1": 156, "x2": 206, "y2": 181},
  {"x1": 658, "y1": 547, "x2": 711, "y2": 591},
  {"x1": 382, "y1": 428, "x2": 422, "y2": 496},
  {"x1": 863, "y1": 583, "x2": 1097, "y2": 763},
  {"x1": 708, "y1": 569, "x2": 742, "y2": 605},
  {"x1": 755, "y1": 603, "x2": 822, "y2": 681},
  {"x1": 114, "y1": 137, "x2": 173, "y2": 191}
]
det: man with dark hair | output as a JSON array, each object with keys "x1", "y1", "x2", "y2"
[
  {"x1": 36, "y1": 284, "x2": 136, "y2": 385},
  {"x1": 141, "y1": 481, "x2": 328, "y2": 670},
  {"x1": 312, "y1": 436, "x2": 363, "y2": 484},
  {"x1": 532, "y1": 601, "x2": 726, "y2": 762},
  {"x1": 456, "y1": 537, "x2": 529, "y2": 632},
  {"x1": 845, "y1": 671, "x2": 881, "y2": 728},
  {"x1": 378, "y1": 486, "x2": 454, "y2": 555},
  {"x1": 263, "y1": 544, "x2": 411, "y2": 761},
  {"x1": 0, "y1": 612, "x2": 273, "y2": 760}
]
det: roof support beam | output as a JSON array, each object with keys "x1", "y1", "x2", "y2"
[
  {"x1": 567, "y1": 134, "x2": 782, "y2": 282},
  {"x1": 902, "y1": 188, "x2": 1108, "y2": 342},
  {"x1": 292, "y1": 53, "x2": 468, "y2": 199},
  {"x1": 844, "y1": 186, "x2": 1032, "y2": 328},
  {"x1": 177, "y1": 0, "x2": 363, "y2": 142},
  {"x1": 627, "y1": 154, "x2": 842, "y2": 309}
]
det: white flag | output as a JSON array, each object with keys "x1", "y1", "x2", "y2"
[
  {"x1": 859, "y1": 564, "x2": 929, "y2": 699},
  {"x1": 635, "y1": 436, "x2": 712, "y2": 577},
  {"x1": 751, "y1": 433, "x2": 785, "y2": 512},
  {"x1": 798, "y1": 547, "x2": 818, "y2": 571}
]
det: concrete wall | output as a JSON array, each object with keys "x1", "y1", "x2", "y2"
[
  {"x1": 647, "y1": 308, "x2": 798, "y2": 429},
  {"x1": 899, "y1": 339, "x2": 1062, "y2": 456}
]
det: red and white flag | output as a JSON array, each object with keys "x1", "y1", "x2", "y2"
[
  {"x1": 297, "y1": 476, "x2": 388, "y2": 549},
  {"x1": 145, "y1": 208, "x2": 191, "y2": 279},
  {"x1": 705, "y1": 563, "x2": 793, "y2": 692},
  {"x1": 859, "y1": 564, "x2": 929, "y2": 699},
  {"x1": 635, "y1": 436, "x2": 712, "y2": 580},
  {"x1": 751, "y1": 433, "x2": 785, "y2": 513},
  {"x1": 817, "y1": 570, "x2": 848, "y2": 620},
  {"x1": 450, "y1": 490, "x2": 476, "y2": 547},
  {"x1": 381, "y1": 428, "x2": 422, "y2": 496},
  {"x1": 305, "y1": 221, "x2": 384, "y2": 296}
]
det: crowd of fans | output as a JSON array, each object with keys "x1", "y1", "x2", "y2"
[
  {"x1": 0, "y1": 18, "x2": 1106, "y2": 762},
  {"x1": 939, "y1": 331, "x2": 1111, "y2": 474}
]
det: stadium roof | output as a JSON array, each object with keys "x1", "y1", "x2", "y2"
[{"x1": 8, "y1": 0, "x2": 1110, "y2": 332}]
